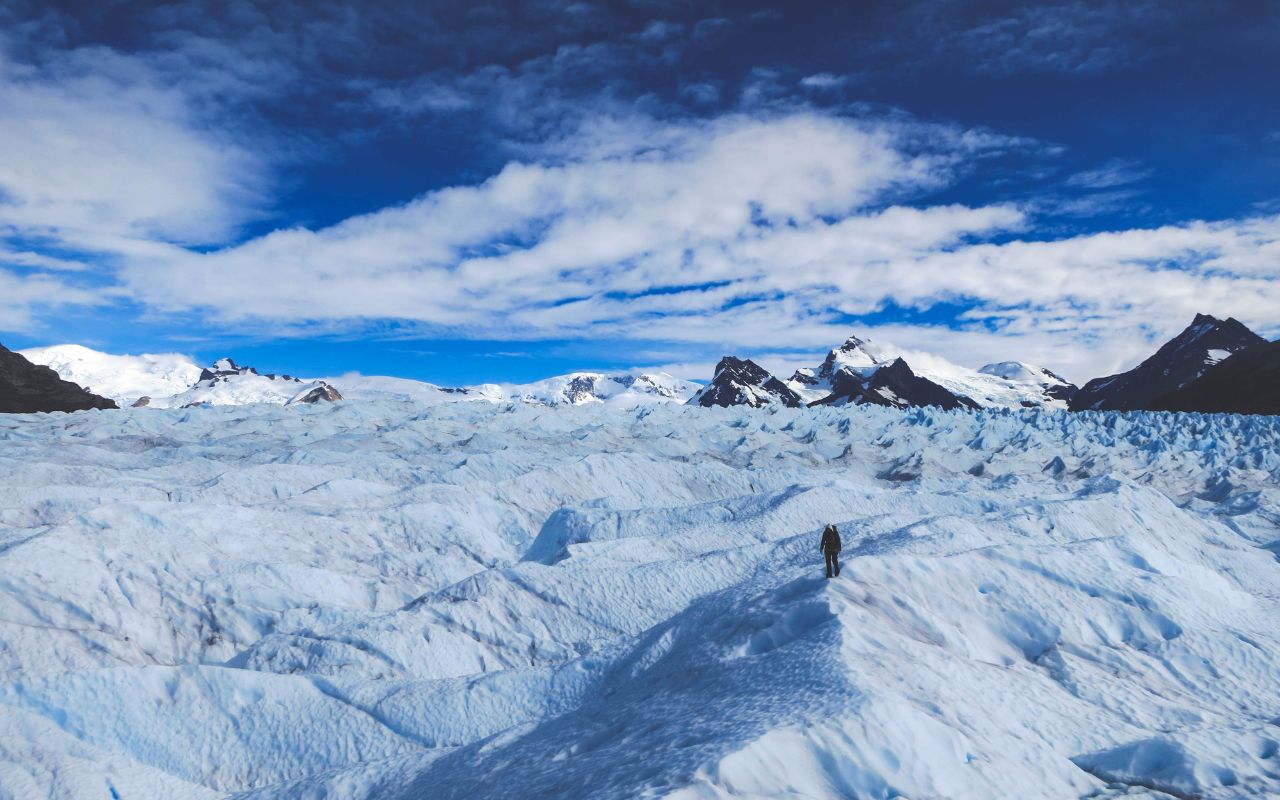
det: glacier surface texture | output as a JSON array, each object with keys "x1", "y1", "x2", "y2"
[{"x1": 1, "y1": 402, "x2": 1278, "y2": 799}]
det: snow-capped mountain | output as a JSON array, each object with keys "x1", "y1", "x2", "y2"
[
  {"x1": 977, "y1": 361, "x2": 1078, "y2": 406},
  {"x1": 1070, "y1": 314, "x2": 1265, "y2": 411},
  {"x1": 814, "y1": 356, "x2": 980, "y2": 410},
  {"x1": 507, "y1": 371, "x2": 699, "y2": 407},
  {"x1": 22, "y1": 344, "x2": 698, "y2": 411},
  {"x1": 787, "y1": 335, "x2": 887, "y2": 403},
  {"x1": 17, "y1": 344, "x2": 203, "y2": 406},
  {"x1": 1, "y1": 342, "x2": 117, "y2": 413},
  {"x1": 138, "y1": 358, "x2": 343, "y2": 408},
  {"x1": 332, "y1": 371, "x2": 698, "y2": 407},
  {"x1": 318, "y1": 373, "x2": 496, "y2": 404},
  {"x1": 1151, "y1": 340, "x2": 1280, "y2": 415},
  {"x1": 689, "y1": 356, "x2": 802, "y2": 408},
  {"x1": 785, "y1": 334, "x2": 1078, "y2": 410}
]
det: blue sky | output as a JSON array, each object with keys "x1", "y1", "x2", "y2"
[{"x1": 1, "y1": 0, "x2": 1278, "y2": 385}]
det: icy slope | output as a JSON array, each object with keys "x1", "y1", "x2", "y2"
[
  {"x1": 17, "y1": 343, "x2": 203, "y2": 406},
  {"x1": 0, "y1": 403, "x2": 1278, "y2": 799}
]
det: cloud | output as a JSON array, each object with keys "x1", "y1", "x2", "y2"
[
  {"x1": 877, "y1": 0, "x2": 1184, "y2": 77},
  {"x1": 0, "y1": 35, "x2": 268, "y2": 248},
  {"x1": 945, "y1": 1, "x2": 1173, "y2": 75},
  {"x1": 115, "y1": 113, "x2": 945, "y2": 323},
  {"x1": 799, "y1": 73, "x2": 854, "y2": 92},
  {"x1": 83, "y1": 108, "x2": 1273, "y2": 382},
  {"x1": 1064, "y1": 158, "x2": 1151, "y2": 189},
  {"x1": 0, "y1": 268, "x2": 100, "y2": 331}
]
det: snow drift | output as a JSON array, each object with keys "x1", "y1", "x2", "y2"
[{"x1": 0, "y1": 402, "x2": 1278, "y2": 799}]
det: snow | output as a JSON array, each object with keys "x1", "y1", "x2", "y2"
[
  {"x1": 502, "y1": 371, "x2": 699, "y2": 407},
  {"x1": 1206, "y1": 348, "x2": 1233, "y2": 365},
  {"x1": 333, "y1": 371, "x2": 697, "y2": 407},
  {"x1": 144, "y1": 371, "x2": 335, "y2": 409},
  {"x1": 1, "y1": 402, "x2": 1279, "y2": 799},
  {"x1": 786, "y1": 337, "x2": 1075, "y2": 409},
  {"x1": 17, "y1": 344, "x2": 203, "y2": 405},
  {"x1": 22, "y1": 344, "x2": 697, "y2": 410}
]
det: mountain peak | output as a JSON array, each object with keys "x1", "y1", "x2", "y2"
[
  {"x1": 1, "y1": 342, "x2": 118, "y2": 413},
  {"x1": 691, "y1": 357, "x2": 801, "y2": 408},
  {"x1": 1070, "y1": 314, "x2": 1265, "y2": 411}
]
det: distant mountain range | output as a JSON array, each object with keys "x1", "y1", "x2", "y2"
[
  {"x1": 695, "y1": 334, "x2": 1079, "y2": 412},
  {"x1": 2, "y1": 313, "x2": 1276, "y2": 415},
  {"x1": 8, "y1": 344, "x2": 700, "y2": 412}
]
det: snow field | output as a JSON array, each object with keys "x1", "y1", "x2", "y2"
[{"x1": 0, "y1": 402, "x2": 1278, "y2": 799}]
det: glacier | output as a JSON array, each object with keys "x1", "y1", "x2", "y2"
[{"x1": 1, "y1": 402, "x2": 1278, "y2": 799}]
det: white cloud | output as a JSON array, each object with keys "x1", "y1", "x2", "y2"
[
  {"x1": 0, "y1": 268, "x2": 100, "y2": 332},
  {"x1": 80, "y1": 109, "x2": 1277, "y2": 381},
  {"x1": 0, "y1": 46, "x2": 267, "y2": 247}
]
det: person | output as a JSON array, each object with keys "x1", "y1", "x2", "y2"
[{"x1": 820, "y1": 523, "x2": 842, "y2": 578}]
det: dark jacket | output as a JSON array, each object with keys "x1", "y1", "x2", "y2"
[{"x1": 820, "y1": 526, "x2": 842, "y2": 554}]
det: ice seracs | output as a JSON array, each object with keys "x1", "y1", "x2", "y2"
[
  {"x1": 1, "y1": 402, "x2": 1278, "y2": 798},
  {"x1": 1070, "y1": 313, "x2": 1266, "y2": 411}
]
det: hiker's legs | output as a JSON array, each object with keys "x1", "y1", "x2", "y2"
[
  {"x1": 833, "y1": 553, "x2": 840, "y2": 577},
  {"x1": 824, "y1": 552, "x2": 835, "y2": 578}
]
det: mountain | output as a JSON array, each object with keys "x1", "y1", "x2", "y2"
[
  {"x1": 814, "y1": 356, "x2": 981, "y2": 410},
  {"x1": 317, "y1": 373, "x2": 496, "y2": 404},
  {"x1": 24, "y1": 344, "x2": 698, "y2": 410},
  {"x1": 330, "y1": 371, "x2": 698, "y2": 407},
  {"x1": 506, "y1": 372, "x2": 699, "y2": 407},
  {"x1": 689, "y1": 357, "x2": 802, "y2": 408},
  {"x1": 787, "y1": 335, "x2": 886, "y2": 404},
  {"x1": 139, "y1": 358, "x2": 343, "y2": 408},
  {"x1": 17, "y1": 344, "x2": 203, "y2": 406},
  {"x1": 0, "y1": 342, "x2": 117, "y2": 413},
  {"x1": 1070, "y1": 314, "x2": 1265, "y2": 412},
  {"x1": 977, "y1": 361, "x2": 1078, "y2": 408},
  {"x1": 787, "y1": 334, "x2": 1075, "y2": 410},
  {"x1": 1149, "y1": 340, "x2": 1280, "y2": 415}
]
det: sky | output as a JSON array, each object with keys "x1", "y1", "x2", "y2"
[{"x1": 1, "y1": 0, "x2": 1279, "y2": 386}]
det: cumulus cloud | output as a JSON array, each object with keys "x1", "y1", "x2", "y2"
[
  {"x1": 0, "y1": 33, "x2": 268, "y2": 248},
  {"x1": 94, "y1": 110, "x2": 1278, "y2": 380}
]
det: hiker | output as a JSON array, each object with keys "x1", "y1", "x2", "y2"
[{"x1": 820, "y1": 523, "x2": 842, "y2": 578}]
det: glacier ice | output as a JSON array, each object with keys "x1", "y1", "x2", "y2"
[{"x1": 1, "y1": 402, "x2": 1278, "y2": 799}]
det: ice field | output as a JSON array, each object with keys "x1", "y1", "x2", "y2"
[{"x1": 1, "y1": 402, "x2": 1278, "y2": 799}]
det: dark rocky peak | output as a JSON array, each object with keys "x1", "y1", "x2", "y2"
[
  {"x1": 0, "y1": 342, "x2": 117, "y2": 414},
  {"x1": 1070, "y1": 314, "x2": 1265, "y2": 411},
  {"x1": 815, "y1": 357, "x2": 979, "y2": 411},
  {"x1": 1150, "y1": 340, "x2": 1280, "y2": 415},
  {"x1": 198, "y1": 357, "x2": 300, "y2": 385},
  {"x1": 288, "y1": 383, "x2": 344, "y2": 405},
  {"x1": 690, "y1": 356, "x2": 802, "y2": 408},
  {"x1": 564, "y1": 375, "x2": 600, "y2": 404}
]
